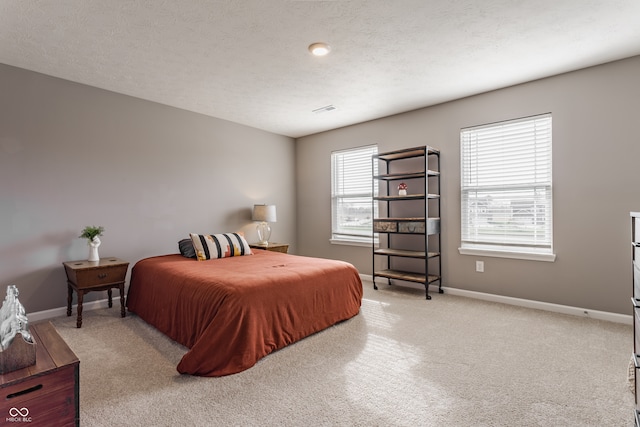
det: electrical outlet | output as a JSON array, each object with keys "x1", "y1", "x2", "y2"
[{"x1": 476, "y1": 261, "x2": 484, "y2": 273}]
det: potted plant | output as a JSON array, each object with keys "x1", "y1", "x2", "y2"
[{"x1": 79, "y1": 226, "x2": 104, "y2": 262}]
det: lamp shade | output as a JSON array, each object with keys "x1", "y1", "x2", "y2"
[{"x1": 252, "y1": 204, "x2": 277, "y2": 222}]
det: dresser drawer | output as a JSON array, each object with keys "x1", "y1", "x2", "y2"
[
  {"x1": 635, "y1": 309, "x2": 640, "y2": 355},
  {"x1": 3, "y1": 364, "x2": 78, "y2": 426},
  {"x1": 636, "y1": 359, "x2": 640, "y2": 412},
  {"x1": 634, "y1": 260, "x2": 640, "y2": 300}
]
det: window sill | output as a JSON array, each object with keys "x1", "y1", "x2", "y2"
[
  {"x1": 458, "y1": 247, "x2": 556, "y2": 262},
  {"x1": 330, "y1": 237, "x2": 378, "y2": 248}
]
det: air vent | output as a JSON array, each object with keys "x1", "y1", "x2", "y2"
[{"x1": 312, "y1": 105, "x2": 336, "y2": 114}]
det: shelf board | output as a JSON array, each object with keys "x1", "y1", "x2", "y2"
[
  {"x1": 373, "y1": 170, "x2": 440, "y2": 181},
  {"x1": 374, "y1": 146, "x2": 439, "y2": 161},
  {"x1": 374, "y1": 269, "x2": 440, "y2": 284},
  {"x1": 374, "y1": 172, "x2": 425, "y2": 180},
  {"x1": 375, "y1": 216, "x2": 425, "y2": 222},
  {"x1": 374, "y1": 217, "x2": 440, "y2": 221},
  {"x1": 374, "y1": 248, "x2": 440, "y2": 259},
  {"x1": 374, "y1": 248, "x2": 425, "y2": 258},
  {"x1": 374, "y1": 194, "x2": 440, "y2": 201},
  {"x1": 375, "y1": 148, "x2": 426, "y2": 161}
]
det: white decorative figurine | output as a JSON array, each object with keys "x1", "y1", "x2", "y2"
[{"x1": 0, "y1": 285, "x2": 33, "y2": 350}]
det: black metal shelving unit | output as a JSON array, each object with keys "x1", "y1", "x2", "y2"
[{"x1": 372, "y1": 146, "x2": 442, "y2": 299}]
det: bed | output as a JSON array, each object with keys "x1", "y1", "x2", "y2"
[{"x1": 126, "y1": 249, "x2": 363, "y2": 377}]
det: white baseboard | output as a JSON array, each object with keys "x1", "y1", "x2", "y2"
[
  {"x1": 360, "y1": 274, "x2": 632, "y2": 325},
  {"x1": 30, "y1": 279, "x2": 633, "y2": 326},
  {"x1": 27, "y1": 297, "x2": 116, "y2": 323}
]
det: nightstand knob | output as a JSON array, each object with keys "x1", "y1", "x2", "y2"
[{"x1": 98, "y1": 273, "x2": 107, "y2": 279}]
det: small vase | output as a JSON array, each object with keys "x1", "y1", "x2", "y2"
[
  {"x1": 398, "y1": 182, "x2": 408, "y2": 196},
  {"x1": 88, "y1": 237, "x2": 101, "y2": 262}
]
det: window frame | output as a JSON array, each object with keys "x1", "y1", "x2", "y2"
[
  {"x1": 459, "y1": 113, "x2": 556, "y2": 262},
  {"x1": 330, "y1": 145, "x2": 378, "y2": 246}
]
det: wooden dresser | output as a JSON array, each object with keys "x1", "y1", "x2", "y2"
[
  {"x1": 0, "y1": 322, "x2": 79, "y2": 426},
  {"x1": 632, "y1": 212, "x2": 640, "y2": 425}
]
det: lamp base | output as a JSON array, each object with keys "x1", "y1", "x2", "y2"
[{"x1": 256, "y1": 222, "x2": 271, "y2": 245}]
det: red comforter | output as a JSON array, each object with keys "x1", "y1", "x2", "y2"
[{"x1": 126, "y1": 250, "x2": 363, "y2": 376}]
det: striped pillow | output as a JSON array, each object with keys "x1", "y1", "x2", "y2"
[{"x1": 189, "y1": 233, "x2": 253, "y2": 261}]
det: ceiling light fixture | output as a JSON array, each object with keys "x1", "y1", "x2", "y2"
[{"x1": 308, "y1": 42, "x2": 331, "y2": 56}]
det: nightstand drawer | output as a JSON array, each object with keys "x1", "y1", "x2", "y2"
[
  {"x1": 63, "y1": 258, "x2": 128, "y2": 289},
  {"x1": 265, "y1": 245, "x2": 288, "y2": 253},
  {"x1": 71, "y1": 264, "x2": 127, "y2": 288}
]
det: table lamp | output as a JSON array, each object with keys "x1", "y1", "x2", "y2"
[{"x1": 252, "y1": 204, "x2": 277, "y2": 245}]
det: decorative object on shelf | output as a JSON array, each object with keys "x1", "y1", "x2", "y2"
[
  {"x1": 398, "y1": 182, "x2": 408, "y2": 196},
  {"x1": 0, "y1": 284, "x2": 36, "y2": 374},
  {"x1": 252, "y1": 204, "x2": 277, "y2": 245},
  {"x1": 79, "y1": 225, "x2": 104, "y2": 262}
]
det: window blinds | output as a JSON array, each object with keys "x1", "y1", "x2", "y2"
[
  {"x1": 461, "y1": 114, "x2": 552, "y2": 253},
  {"x1": 331, "y1": 145, "x2": 378, "y2": 240}
]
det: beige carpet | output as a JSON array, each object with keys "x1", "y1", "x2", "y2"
[{"x1": 52, "y1": 284, "x2": 634, "y2": 426}]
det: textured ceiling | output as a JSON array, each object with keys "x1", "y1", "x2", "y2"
[{"x1": 1, "y1": 1, "x2": 640, "y2": 138}]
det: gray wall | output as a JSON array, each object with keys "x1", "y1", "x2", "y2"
[
  {"x1": 3, "y1": 56, "x2": 639, "y2": 317},
  {"x1": 0, "y1": 64, "x2": 296, "y2": 314},
  {"x1": 296, "y1": 55, "x2": 640, "y2": 315}
]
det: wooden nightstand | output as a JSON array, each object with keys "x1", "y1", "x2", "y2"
[
  {"x1": 249, "y1": 242, "x2": 289, "y2": 253},
  {"x1": 63, "y1": 257, "x2": 129, "y2": 328},
  {"x1": 0, "y1": 322, "x2": 79, "y2": 426}
]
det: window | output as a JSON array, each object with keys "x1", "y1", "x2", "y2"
[
  {"x1": 460, "y1": 113, "x2": 555, "y2": 261},
  {"x1": 331, "y1": 145, "x2": 378, "y2": 246}
]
